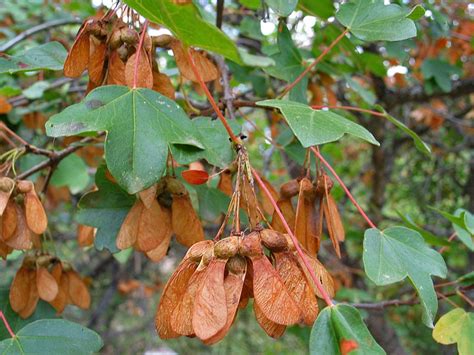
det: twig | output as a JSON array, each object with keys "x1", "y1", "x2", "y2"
[
  {"x1": 0, "y1": 311, "x2": 15, "y2": 338},
  {"x1": 215, "y1": 56, "x2": 236, "y2": 120},
  {"x1": 0, "y1": 18, "x2": 83, "y2": 52},
  {"x1": 279, "y1": 28, "x2": 349, "y2": 98},
  {"x1": 215, "y1": 0, "x2": 224, "y2": 29},
  {"x1": 252, "y1": 168, "x2": 335, "y2": 307},
  {"x1": 439, "y1": 232, "x2": 457, "y2": 254},
  {"x1": 15, "y1": 135, "x2": 102, "y2": 180}
]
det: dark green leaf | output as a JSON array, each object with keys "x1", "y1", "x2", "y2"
[
  {"x1": 432, "y1": 308, "x2": 474, "y2": 355},
  {"x1": 407, "y1": 5, "x2": 426, "y2": 21},
  {"x1": 264, "y1": 25, "x2": 307, "y2": 103},
  {"x1": 421, "y1": 59, "x2": 462, "y2": 93},
  {"x1": 76, "y1": 165, "x2": 135, "y2": 252},
  {"x1": 396, "y1": 212, "x2": 449, "y2": 246},
  {"x1": 123, "y1": 0, "x2": 241, "y2": 63},
  {"x1": 46, "y1": 86, "x2": 203, "y2": 194},
  {"x1": 257, "y1": 99, "x2": 379, "y2": 146},
  {"x1": 375, "y1": 105, "x2": 431, "y2": 156},
  {"x1": 431, "y1": 208, "x2": 474, "y2": 251},
  {"x1": 363, "y1": 227, "x2": 447, "y2": 327},
  {"x1": 309, "y1": 304, "x2": 385, "y2": 355},
  {"x1": 0, "y1": 42, "x2": 67, "y2": 74},
  {"x1": 298, "y1": 0, "x2": 334, "y2": 19},
  {"x1": 266, "y1": 0, "x2": 298, "y2": 17},
  {"x1": 50, "y1": 154, "x2": 90, "y2": 194},
  {"x1": 0, "y1": 319, "x2": 103, "y2": 354},
  {"x1": 0, "y1": 289, "x2": 57, "y2": 341},
  {"x1": 172, "y1": 116, "x2": 238, "y2": 167},
  {"x1": 336, "y1": 1, "x2": 419, "y2": 42}
]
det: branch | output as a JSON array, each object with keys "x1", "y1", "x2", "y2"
[
  {"x1": 15, "y1": 135, "x2": 102, "y2": 180},
  {"x1": 0, "y1": 18, "x2": 82, "y2": 52}
]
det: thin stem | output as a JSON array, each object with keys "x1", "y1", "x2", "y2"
[
  {"x1": 311, "y1": 147, "x2": 377, "y2": 229},
  {"x1": 439, "y1": 232, "x2": 457, "y2": 254},
  {"x1": 252, "y1": 168, "x2": 334, "y2": 307},
  {"x1": 279, "y1": 28, "x2": 349, "y2": 98},
  {"x1": 311, "y1": 105, "x2": 386, "y2": 117},
  {"x1": 0, "y1": 311, "x2": 15, "y2": 338},
  {"x1": 186, "y1": 48, "x2": 240, "y2": 144},
  {"x1": 132, "y1": 20, "x2": 149, "y2": 89}
]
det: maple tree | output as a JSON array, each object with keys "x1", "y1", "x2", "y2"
[{"x1": 0, "y1": 0, "x2": 473, "y2": 354}]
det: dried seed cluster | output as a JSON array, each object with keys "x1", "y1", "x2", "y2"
[
  {"x1": 9, "y1": 254, "x2": 91, "y2": 318},
  {"x1": 116, "y1": 176, "x2": 204, "y2": 262},
  {"x1": 0, "y1": 177, "x2": 47, "y2": 258},
  {"x1": 155, "y1": 229, "x2": 334, "y2": 344}
]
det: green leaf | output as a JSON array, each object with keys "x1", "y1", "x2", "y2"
[
  {"x1": 266, "y1": 0, "x2": 298, "y2": 17},
  {"x1": 45, "y1": 86, "x2": 203, "y2": 194},
  {"x1": 171, "y1": 116, "x2": 238, "y2": 167},
  {"x1": 421, "y1": 59, "x2": 462, "y2": 93},
  {"x1": 22, "y1": 81, "x2": 51, "y2": 100},
  {"x1": 0, "y1": 289, "x2": 57, "y2": 341},
  {"x1": 374, "y1": 106, "x2": 431, "y2": 156},
  {"x1": 257, "y1": 99, "x2": 379, "y2": 147},
  {"x1": 433, "y1": 308, "x2": 474, "y2": 355},
  {"x1": 395, "y1": 211, "x2": 449, "y2": 247},
  {"x1": 407, "y1": 5, "x2": 426, "y2": 21},
  {"x1": 123, "y1": 0, "x2": 241, "y2": 63},
  {"x1": 336, "y1": 0, "x2": 419, "y2": 42},
  {"x1": 76, "y1": 165, "x2": 135, "y2": 253},
  {"x1": 264, "y1": 24, "x2": 307, "y2": 103},
  {"x1": 0, "y1": 42, "x2": 67, "y2": 74},
  {"x1": 0, "y1": 319, "x2": 103, "y2": 354},
  {"x1": 309, "y1": 304, "x2": 385, "y2": 355},
  {"x1": 50, "y1": 154, "x2": 90, "y2": 194},
  {"x1": 239, "y1": 49, "x2": 275, "y2": 68},
  {"x1": 363, "y1": 227, "x2": 447, "y2": 327},
  {"x1": 298, "y1": 0, "x2": 334, "y2": 19},
  {"x1": 431, "y1": 208, "x2": 474, "y2": 251},
  {"x1": 195, "y1": 186, "x2": 231, "y2": 222}
]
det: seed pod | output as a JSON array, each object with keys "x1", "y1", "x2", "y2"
[
  {"x1": 36, "y1": 267, "x2": 59, "y2": 302},
  {"x1": 294, "y1": 177, "x2": 319, "y2": 255},
  {"x1": 145, "y1": 229, "x2": 172, "y2": 262},
  {"x1": 192, "y1": 258, "x2": 227, "y2": 340},
  {"x1": 185, "y1": 240, "x2": 214, "y2": 262},
  {"x1": 138, "y1": 184, "x2": 158, "y2": 209},
  {"x1": 238, "y1": 231, "x2": 263, "y2": 257},
  {"x1": 204, "y1": 256, "x2": 247, "y2": 345},
  {"x1": 254, "y1": 301, "x2": 286, "y2": 338},
  {"x1": 217, "y1": 170, "x2": 232, "y2": 196},
  {"x1": 9, "y1": 266, "x2": 31, "y2": 312},
  {"x1": 2, "y1": 200, "x2": 17, "y2": 241},
  {"x1": 152, "y1": 70, "x2": 175, "y2": 99},
  {"x1": 125, "y1": 49, "x2": 153, "y2": 89},
  {"x1": 171, "y1": 193, "x2": 204, "y2": 247},
  {"x1": 6, "y1": 204, "x2": 32, "y2": 250},
  {"x1": 106, "y1": 50, "x2": 126, "y2": 85},
  {"x1": 18, "y1": 270, "x2": 39, "y2": 319},
  {"x1": 259, "y1": 229, "x2": 288, "y2": 252},
  {"x1": 67, "y1": 270, "x2": 91, "y2": 309},
  {"x1": 271, "y1": 198, "x2": 296, "y2": 233},
  {"x1": 64, "y1": 20, "x2": 91, "y2": 78},
  {"x1": 214, "y1": 236, "x2": 239, "y2": 259},
  {"x1": 50, "y1": 272, "x2": 69, "y2": 313},
  {"x1": 280, "y1": 179, "x2": 300, "y2": 199},
  {"x1": 156, "y1": 260, "x2": 197, "y2": 339},
  {"x1": 0, "y1": 177, "x2": 15, "y2": 215},
  {"x1": 120, "y1": 27, "x2": 139, "y2": 44},
  {"x1": 152, "y1": 34, "x2": 173, "y2": 47},
  {"x1": 88, "y1": 38, "x2": 107, "y2": 85},
  {"x1": 323, "y1": 194, "x2": 345, "y2": 257},
  {"x1": 109, "y1": 28, "x2": 123, "y2": 50},
  {"x1": 23, "y1": 184, "x2": 48, "y2": 235},
  {"x1": 170, "y1": 39, "x2": 219, "y2": 82}
]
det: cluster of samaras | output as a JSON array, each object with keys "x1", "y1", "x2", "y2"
[
  {"x1": 156, "y1": 229, "x2": 335, "y2": 344},
  {"x1": 116, "y1": 175, "x2": 204, "y2": 260},
  {"x1": 0, "y1": 177, "x2": 47, "y2": 258},
  {"x1": 9, "y1": 253, "x2": 90, "y2": 318},
  {"x1": 64, "y1": 7, "x2": 219, "y2": 94}
]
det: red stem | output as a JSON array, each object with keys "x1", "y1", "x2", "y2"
[
  {"x1": 0, "y1": 311, "x2": 15, "y2": 338},
  {"x1": 280, "y1": 28, "x2": 349, "y2": 98},
  {"x1": 132, "y1": 20, "x2": 148, "y2": 89},
  {"x1": 252, "y1": 168, "x2": 334, "y2": 307},
  {"x1": 311, "y1": 147, "x2": 377, "y2": 229},
  {"x1": 186, "y1": 48, "x2": 240, "y2": 144},
  {"x1": 311, "y1": 105, "x2": 385, "y2": 117}
]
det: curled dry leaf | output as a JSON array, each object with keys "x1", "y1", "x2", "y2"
[
  {"x1": 171, "y1": 194, "x2": 204, "y2": 247},
  {"x1": 156, "y1": 260, "x2": 197, "y2": 339},
  {"x1": 0, "y1": 177, "x2": 15, "y2": 215},
  {"x1": 36, "y1": 267, "x2": 59, "y2": 302},
  {"x1": 23, "y1": 184, "x2": 48, "y2": 235},
  {"x1": 254, "y1": 301, "x2": 286, "y2": 338},
  {"x1": 170, "y1": 39, "x2": 219, "y2": 82},
  {"x1": 64, "y1": 21, "x2": 91, "y2": 78},
  {"x1": 192, "y1": 259, "x2": 228, "y2": 340},
  {"x1": 324, "y1": 194, "x2": 345, "y2": 247},
  {"x1": 77, "y1": 224, "x2": 95, "y2": 247},
  {"x1": 152, "y1": 70, "x2": 175, "y2": 99},
  {"x1": 67, "y1": 270, "x2": 91, "y2": 309},
  {"x1": 125, "y1": 49, "x2": 153, "y2": 89},
  {"x1": 9, "y1": 266, "x2": 31, "y2": 313}
]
